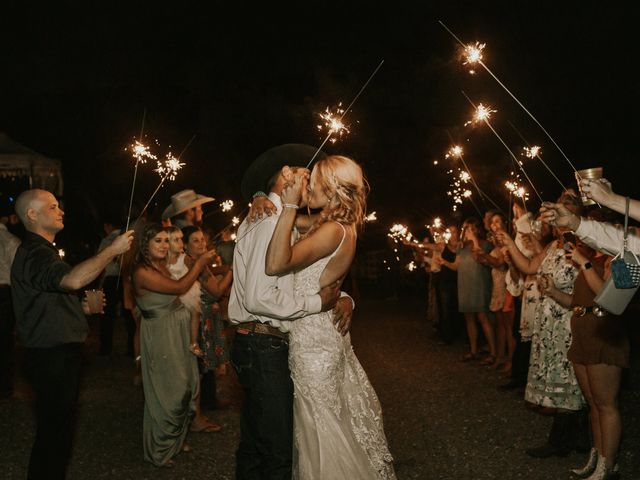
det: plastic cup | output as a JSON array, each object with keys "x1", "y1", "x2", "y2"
[
  {"x1": 575, "y1": 167, "x2": 603, "y2": 206},
  {"x1": 85, "y1": 289, "x2": 105, "y2": 314}
]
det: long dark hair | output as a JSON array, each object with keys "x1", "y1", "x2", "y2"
[{"x1": 134, "y1": 223, "x2": 166, "y2": 268}]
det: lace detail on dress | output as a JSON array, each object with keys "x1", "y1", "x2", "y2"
[{"x1": 289, "y1": 223, "x2": 396, "y2": 479}]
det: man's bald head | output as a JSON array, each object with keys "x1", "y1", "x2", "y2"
[
  {"x1": 15, "y1": 189, "x2": 49, "y2": 224},
  {"x1": 15, "y1": 189, "x2": 65, "y2": 239}
]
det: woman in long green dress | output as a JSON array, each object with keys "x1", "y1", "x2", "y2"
[{"x1": 132, "y1": 224, "x2": 216, "y2": 467}]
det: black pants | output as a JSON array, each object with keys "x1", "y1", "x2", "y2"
[
  {"x1": 0, "y1": 286, "x2": 15, "y2": 396},
  {"x1": 436, "y1": 279, "x2": 460, "y2": 344},
  {"x1": 23, "y1": 343, "x2": 83, "y2": 480},
  {"x1": 232, "y1": 332, "x2": 293, "y2": 480}
]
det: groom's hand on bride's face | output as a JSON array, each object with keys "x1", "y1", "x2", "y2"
[
  {"x1": 248, "y1": 196, "x2": 277, "y2": 222},
  {"x1": 333, "y1": 297, "x2": 353, "y2": 336},
  {"x1": 319, "y1": 281, "x2": 341, "y2": 312}
]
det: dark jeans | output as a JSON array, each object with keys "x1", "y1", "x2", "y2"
[
  {"x1": 511, "y1": 296, "x2": 531, "y2": 386},
  {"x1": 232, "y1": 331, "x2": 293, "y2": 480},
  {"x1": 23, "y1": 343, "x2": 83, "y2": 480},
  {"x1": 0, "y1": 286, "x2": 15, "y2": 396}
]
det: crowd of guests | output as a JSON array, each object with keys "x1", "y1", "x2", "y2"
[{"x1": 410, "y1": 179, "x2": 636, "y2": 479}]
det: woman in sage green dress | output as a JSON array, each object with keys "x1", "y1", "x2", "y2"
[{"x1": 132, "y1": 224, "x2": 216, "y2": 467}]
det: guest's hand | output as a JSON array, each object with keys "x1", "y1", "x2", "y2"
[
  {"x1": 495, "y1": 231, "x2": 513, "y2": 248},
  {"x1": 197, "y1": 249, "x2": 218, "y2": 265},
  {"x1": 580, "y1": 177, "x2": 614, "y2": 206},
  {"x1": 333, "y1": 297, "x2": 354, "y2": 336},
  {"x1": 107, "y1": 230, "x2": 134, "y2": 255},
  {"x1": 248, "y1": 196, "x2": 277, "y2": 222},
  {"x1": 539, "y1": 202, "x2": 581, "y2": 230},
  {"x1": 563, "y1": 242, "x2": 588, "y2": 267}
]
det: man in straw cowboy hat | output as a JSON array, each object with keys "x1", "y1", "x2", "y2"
[
  {"x1": 162, "y1": 189, "x2": 214, "y2": 228},
  {"x1": 229, "y1": 143, "x2": 354, "y2": 479}
]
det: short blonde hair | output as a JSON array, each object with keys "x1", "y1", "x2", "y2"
[{"x1": 311, "y1": 155, "x2": 369, "y2": 230}]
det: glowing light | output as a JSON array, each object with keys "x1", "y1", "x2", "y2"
[
  {"x1": 445, "y1": 145, "x2": 464, "y2": 159},
  {"x1": 407, "y1": 261, "x2": 417, "y2": 272},
  {"x1": 446, "y1": 167, "x2": 473, "y2": 211},
  {"x1": 58, "y1": 249, "x2": 65, "y2": 259},
  {"x1": 523, "y1": 145, "x2": 542, "y2": 159},
  {"x1": 388, "y1": 223, "x2": 409, "y2": 242},
  {"x1": 154, "y1": 152, "x2": 185, "y2": 181},
  {"x1": 232, "y1": 216, "x2": 240, "y2": 226},
  {"x1": 505, "y1": 179, "x2": 529, "y2": 200},
  {"x1": 467, "y1": 103, "x2": 496, "y2": 125},
  {"x1": 364, "y1": 211, "x2": 377, "y2": 222},
  {"x1": 433, "y1": 217, "x2": 442, "y2": 229},
  {"x1": 230, "y1": 233, "x2": 237, "y2": 241},
  {"x1": 463, "y1": 42, "x2": 485, "y2": 65},
  {"x1": 317, "y1": 103, "x2": 350, "y2": 143},
  {"x1": 221, "y1": 200, "x2": 234, "y2": 212},
  {"x1": 127, "y1": 140, "x2": 157, "y2": 164},
  {"x1": 443, "y1": 229, "x2": 453, "y2": 243}
]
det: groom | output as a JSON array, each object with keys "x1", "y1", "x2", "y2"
[{"x1": 229, "y1": 144, "x2": 352, "y2": 479}]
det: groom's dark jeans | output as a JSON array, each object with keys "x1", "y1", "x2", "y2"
[{"x1": 232, "y1": 330, "x2": 293, "y2": 480}]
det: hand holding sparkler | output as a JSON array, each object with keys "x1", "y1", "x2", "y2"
[{"x1": 539, "y1": 202, "x2": 581, "y2": 231}]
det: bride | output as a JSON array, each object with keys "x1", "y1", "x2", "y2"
[{"x1": 265, "y1": 155, "x2": 396, "y2": 479}]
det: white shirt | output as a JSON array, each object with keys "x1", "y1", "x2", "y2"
[
  {"x1": 575, "y1": 219, "x2": 640, "y2": 257},
  {"x1": 0, "y1": 223, "x2": 20, "y2": 285},
  {"x1": 229, "y1": 192, "x2": 322, "y2": 332}
]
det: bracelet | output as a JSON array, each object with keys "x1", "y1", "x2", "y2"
[
  {"x1": 252, "y1": 191, "x2": 267, "y2": 199},
  {"x1": 282, "y1": 203, "x2": 299, "y2": 209}
]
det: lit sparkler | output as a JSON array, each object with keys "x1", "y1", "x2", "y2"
[
  {"x1": 465, "y1": 103, "x2": 497, "y2": 126},
  {"x1": 317, "y1": 104, "x2": 350, "y2": 144},
  {"x1": 523, "y1": 146, "x2": 541, "y2": 159},
  {"x1": 365, "y1": 211, "x2": 378, "y2": 222},
  {"x1": 407, "y1": 261, "x2": 417, "y2": 272},
  {"x1": 306, "y1": 59, "x2": 385, "y2": 168},
  {"x1": 58, "y1": 249, "x2": 65, "y2": 259},
  {"x1": 154, "y1": 152, "x2": 185, "y2": 181},
  {"x1": 127, "y1": 140, "x2": 157, "y2": 164},
  {"x1": 221, "y1": 200, "x2": 234, "y2": 212},
  {"x1": 439, "y1": 21, "x2": 580, "y2": 176},
  {"x1": 232, "y1": 216, "x2": 240, "y2": 226}
]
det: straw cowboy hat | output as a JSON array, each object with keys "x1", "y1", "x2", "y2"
[
  {"x1": 240, "y1": 144, "x2": 327, "y2": 201},
  {"x1": 162, "y1": 189, "x2": 215, "y2": 219}
]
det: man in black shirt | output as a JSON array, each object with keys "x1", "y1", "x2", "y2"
[{"x1": 11, "y1": 189, "x2": 133, "y2": 479}]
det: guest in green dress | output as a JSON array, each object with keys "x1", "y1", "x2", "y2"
[{"x1": 132, "y1": 224, "x2": 216, "y2": 467}]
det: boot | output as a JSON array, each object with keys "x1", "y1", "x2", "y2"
[
  {"x1": 585, "y1": 455, "x2": 613, "y2": 480},
  {"x1": 525, "y1": 413, "x2": 572, "y2": 458},
  {"x1": 571, "y1": 447, "x2": 597, "y2": 477}
]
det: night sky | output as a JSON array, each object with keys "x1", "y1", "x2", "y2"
[{"x1": 1, "y1": 2, "x2": 636, "y2": 252}]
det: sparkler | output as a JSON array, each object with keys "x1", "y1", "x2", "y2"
[
  {"x1": 317, "y1": 103, "x2": 350, "y2": 143},
  {"x1": 221, "y1": 200, "x2": 234, "y2": 212},
  {"x1": 232, "y1": 216, "x2": 240, "y2": 226},
  {"x1": 508, "y1": 121, "x2": 571, "y2": 193},
  {"x1": 137, "y1": 151, "x2": 186, "y2": 220},
  {"x1": 407, "y1": 261, "x2": 417, "y2": 272},
  {"x1": 444, "y1": 143, "x2": 503, "y2": 212},
  {"x1": 306, "y1": 59, "x2": 385, "y2": 168},
  {"x1": 463, "y1": 92, "x2": 543, "y2": 203},
  {"x1": 364, "y1": 211, "x2": 378, "y2": 222},
  {"x1": 439, "y1": 21, "x2": 580, "y2": 176}
]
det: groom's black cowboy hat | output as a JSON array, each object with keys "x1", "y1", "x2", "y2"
[{"x1": 240, "y1": 144, "x2": 327, "y2": 202}]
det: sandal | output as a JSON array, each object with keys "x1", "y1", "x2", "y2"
[
  {"x1": 461, "y1": 352, "x2": 478, "y2": 362},
  {"x1": 190, "y1": 420, "x2": 222, "y2": 433}
]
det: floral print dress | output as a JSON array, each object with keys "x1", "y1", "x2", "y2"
[{"x1": 525, "y1": 243, "x2": 584, "y2": 410}]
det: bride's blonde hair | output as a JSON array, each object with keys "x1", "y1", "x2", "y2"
[{"x1": 311, "y1": 155, "x2": 369, "y2": 230}]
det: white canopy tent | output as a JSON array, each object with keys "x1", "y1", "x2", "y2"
[{"x1": 0, "y1": 132, "x2": 63, "y2": 195}]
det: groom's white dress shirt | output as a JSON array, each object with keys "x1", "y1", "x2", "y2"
[
  {"x1": 229, "y1": 192, "x2": 322, "y2": 333},
  {"x1": 576, "y1": 219, "x2": 640, "y2": 257}
]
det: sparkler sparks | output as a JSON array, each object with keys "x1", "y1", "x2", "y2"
[
  {"x1": 154, "y1": 152, "x2": 185, "y2": 181},
  {"x1": 445, "y1": 145, "x2": 464, "y2": 159},
  {"x1": 446, "y1": 168, "x2": 473, "y2": 211},
  {"x1": 317, "y1": 103, "x2": 350, "y2": 143},
  {"x1": 127, "y1": 140, "x2": 157, "y2": 164},
  {"x1": 463, "y1": 41, "x2": 485, "y2": 72},
  {"x1": 523, "y1": 145, "x2": 541, "y2": 159},
  {"x1": 407, "y1": 261, "x2": 417, "y2": 272},
  {"x1": 465, "y1": 103, "x2": 497, "y2": 126},
  {"x1": 232, "y1": 216, "x2": 240, "y2": 226},
  {"x1": 364, "y1": 211, "x2": 378, "y2": 222},
  {"x1": 221, "y1": 200, "x2": 234, "y2": 212},
  {"x1": 505, "y1": 180, "x2": 529, "y2": 200}
]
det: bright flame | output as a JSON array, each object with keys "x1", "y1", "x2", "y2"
[
  {"x1": 463, "y1": 42, "x2": 485, "y2": 65},
  {"x1": 58, "y1": 249, "x2": 65, "y2": 259},
  {"x1": 317, "y1": 103, "x2": 350, "y2": 143},
  {"x1": 154, "y1": 152, "x2": 185, "y2": 181},
  {"x1": 128, "y1": 140, "x2": 157, "y2": 164},
  {"x1": 364, "y1": 211, "x2": 377, "y2": 222},
  {"x1": 221, "y1": 200, "x2": 234, "y2": 212},
  {"x1": 445, "y1": 145, "x2": 464, "y2": 159},
  {"x1": 523, "y1": 146, "x2": 541, "y2": 159}
]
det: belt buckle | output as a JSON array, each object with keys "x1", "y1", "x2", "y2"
[{"x1": 573, "y1": 306, "x2": 586, "y2": 317}]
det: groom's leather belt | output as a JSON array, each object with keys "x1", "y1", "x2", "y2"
[{"x1": 236, "y1": 321, "x2": 288, "y2": 340}]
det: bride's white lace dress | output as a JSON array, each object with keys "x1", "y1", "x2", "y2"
[{"x1": 289, "y1": 227, "x2": 396, "y2": 479}]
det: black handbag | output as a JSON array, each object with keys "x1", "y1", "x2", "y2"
[{"x1": 594, "y1": 197, "x2": 640, "y2": 314}]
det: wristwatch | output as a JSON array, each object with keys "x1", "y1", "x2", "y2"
[{"x1": 582, "y1": 262, "x2": 593, "y2": 271}]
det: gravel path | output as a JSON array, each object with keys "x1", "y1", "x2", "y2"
[{"x1": 1, "y1": 296, "x2": 638, "y2": 479}]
